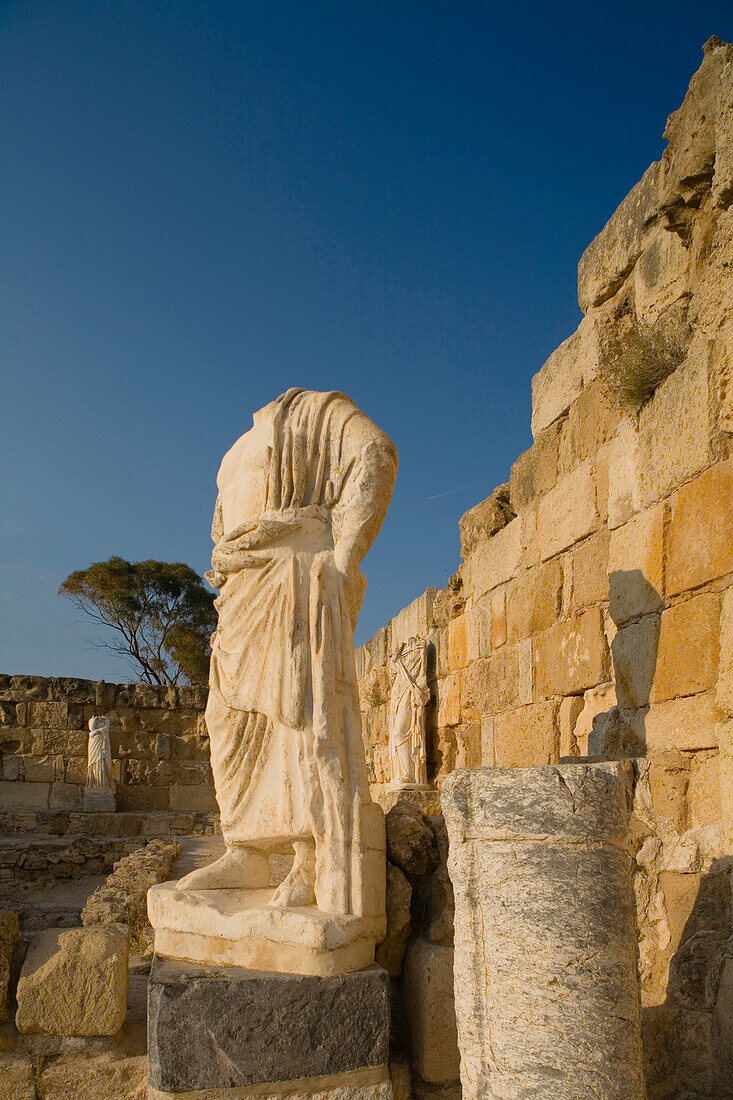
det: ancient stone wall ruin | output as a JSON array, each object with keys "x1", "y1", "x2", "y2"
[
  {"x1": 0, "y1": 675, "x2": 215, "y2": 815},
  {"x1": 357, "y1": 38, "x2": 733, "y2": 1099}
]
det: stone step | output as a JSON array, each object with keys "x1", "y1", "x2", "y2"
[
  {"x1": 0, "y1": 834, "x2": 141, "y2": 882},
  {"x1": 0, "y1": 808, "x2": 220, "y2": 839}
]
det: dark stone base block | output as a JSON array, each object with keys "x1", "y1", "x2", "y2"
[{"x1": 148, "y1": 955, "x2": 391, "y2": 1094}]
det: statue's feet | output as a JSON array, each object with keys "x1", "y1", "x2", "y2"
[
  {"x1": 270, "y1": 841, "x2": 316, "y2": 908},
  {"x1": 176, "y1": 846, "x2": 270, "y2": 890}
]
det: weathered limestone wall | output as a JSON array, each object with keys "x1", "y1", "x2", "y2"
[
  {"x1": 0, "y1": 675, "x2": 215, "y2": 814},
  {"x1": 358, "y1": 38, "x2": 733, "y2": 1098}
]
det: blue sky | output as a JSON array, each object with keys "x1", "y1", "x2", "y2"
[{"x1": 1, "y1": 1, "x2": 731, "y2": 680}]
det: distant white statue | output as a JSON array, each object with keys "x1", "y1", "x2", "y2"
[
  {"x1": 389, "y1": 637, "x2": 430, "y2": 787},
  {"x1": 87, "y1": 716, "x2": 112, "y2": 788},
  {"x1": 84, "y1": 716, "x2": 115, "y2": 811}
]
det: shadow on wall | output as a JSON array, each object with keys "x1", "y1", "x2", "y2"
[
  {"x1": 588, "y1": 569, "x2": 663, "y2": 757},
  {"x1": 643, "y1": 859, "x2": 733, "y2": 1099}
]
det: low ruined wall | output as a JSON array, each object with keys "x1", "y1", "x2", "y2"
[
  {"x1": 358, "y1": 39, "x2": 733, "y2": 1099},
  {"x1": 0, "y1": 675, "x2": 216, "y2": 815}
]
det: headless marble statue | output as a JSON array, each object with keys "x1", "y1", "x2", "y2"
[{"x1": 179, "y1": 389, "x2": 398, "y2": 918}]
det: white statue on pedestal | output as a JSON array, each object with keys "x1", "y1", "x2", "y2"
[
  {"x1": 388, "y1": 638, "x2": 430, "y2": 788},
  {"x1": 84, "y1": 716, "x2": 115, "y2": 811},
  {"x1": 150, "y1": 390, "x2": 397, "y2": 973}
]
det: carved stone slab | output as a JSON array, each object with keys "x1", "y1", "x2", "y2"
[{"x1": 148, "y1": 883, "x2": 386, "y2": 976}]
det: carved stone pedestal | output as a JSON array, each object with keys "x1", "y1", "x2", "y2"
[
  {"x1": 82, "y1": 788, "x2": 116, "y2": 812},
  {"x1": 147, "y1": 956, "x2": 392, "y2": 1099},
  {"x1": 148, "y1": 884, "x2": 386, "y2": 977}
]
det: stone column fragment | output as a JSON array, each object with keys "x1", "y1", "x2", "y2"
[{"x1": 442, "y1": 762, "x2": 644, "y2": 1100}]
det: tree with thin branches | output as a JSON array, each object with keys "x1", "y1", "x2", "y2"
[{"x1": 59, "y1": 557, "x2": 217, "y2": 685}]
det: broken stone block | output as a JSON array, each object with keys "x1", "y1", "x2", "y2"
[
  {"x1": 577, "y1": 162, "x2": 660, "y2": 312},
  {"x1": 15, "y1": 926, "x2": 128, "y2": 1036},
  {"x1": 385, "y1": 803, "x2": 439, "y2": 880},
  {"x1": 442, "y1": 762, "x2": 644, "y2": 1100},
  {"x1": 458, "y1": 485, "x2": 514, "y2": 557},
  {"x1": 530, "y1": 314, "x2": 603, "y2": 435},
  {"x1": 403, "y1": 938, "x2": 460, "y2": 1086},
  {"x1": 375, "y1": 863, "x2": 411, "y2": 977},
  {"x1": 509, "y1": 427, "x2": 560, "y2": 510}
]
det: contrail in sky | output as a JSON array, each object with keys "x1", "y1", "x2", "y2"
[{"x1": 426, "y1": 481, "x2": 485, "y2": 502}]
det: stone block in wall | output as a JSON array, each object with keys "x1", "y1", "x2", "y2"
[
  {"x1": 492, "y1": 701, "x2": 558, "y2": 765},
  {"x1": 32, "y1": 728, "x2": 87, "y2": 756},
  {"x1": 25, "y1": 701, "x2": 69, "y2": 728},
  {"x1": 390, "y1": 590, "x2": 438, "y2": 653},
  {"x1": 447, "y1": 615, "x2": 469, "y2": 669},
  {"x1": 169, "y1": 785, "x2": 218, "y2": 813},
  {"x1": 651, "y1": 593, "x2": 720, "y2": 702},
  {"x1": 533, "y1": 606, "x2": 609, "y2": 697},
  {"x1": 578, "y1": 161, "x2": 660, "y2": 312},
  {"x1": 633, "y1": 222, "x2": 691, "y2": 321},
  {"x1": 2, "y1": 755, "x2": 20, "y2": 780},
  {"x1": 16, "y1": 926, "x2": 129, "y2": 1036},
  {"x1": 608, "y1": 505, "x2": 665, "y2": 624},
  {"x1": 612, "y1": 614, "x2": 661, "y2": 709},
  {"x1": 688, "y1": 753, "x2": 722, "y2": 826},
  {"x1": 607, "y1": 418, "x2": 643, "y2": 529},
  {"x1": 505, "y1": 559, "x2": 562, "y2": 643},
  {"x1": 647, "y1": 750, "x2": 690, "y2": 833},
  {"x1": 466, "y1": 518, "x2": 523, "y2": 600},
  {"x1": 402, "y1": 938, "x2": 460, "y2": 1086},
  {"x1": 535, "y1": 461, "x2": 598, "y2": 560},
  {"x1": 558, "y1": 695, "x2": 584, "y2": 756},
  {"x1": 571, "y1": 529, "x2": 610, "y2": 611},
  {"x1": 637, "y1": 346, "x2": 713, "y2": 507},
  {"x1": 718, "y1": 587, "x2": 733, "y2": 716},
  {"x1": 558, "y1": 380, "x2": 620, "y2": 475},
  {"x1": 436, "y1": 673, "x2": 460, "y2": 729},
  {"x1": 0, "y1": 780, "x2": 50, "y2": 810},
  {"x1": 466, "y1": 596, "x2": 491, "y2": 662},
  {"x1": 644, "y1": 694, "x2": 722, "y2": 751},
  {"x1": 667, "y1": 459, "x2": 733, "y2": 596},
  {"x1": 530, "y1": 314, "x2": 603, "y2": 436},
  {"x1": 490, "y1": 587, "x2": 507, "y2": 648},
  {"x1": 21, "y1": 754, "x2": 63, "y2": 782},
  {"x1": 509, "y1": 424, "x2": 560, "y2": 510},
  {"x1": 49, "y1": 781, "x2": 82, "y2": 810},
  {"x1": 461, "y1": 648, "x2": 519, "y2": 717}
]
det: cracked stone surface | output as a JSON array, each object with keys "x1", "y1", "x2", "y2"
[
  {"x1": 442, "y1": 762, "x2": 644, "y2": 1100},
  {"x1": 147, "y1": 956, "x2": 391, "y2": 1093}
]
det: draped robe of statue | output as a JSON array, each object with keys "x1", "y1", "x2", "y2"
[
  {"x1": 196, "y1": 389, "x2": 397, "y2": 916},
  {"x1": 389, "y1": 640, "x2": 429, "y2": 786},
  {"x1": 86, "y1": 716, "x2": 112, "y2": 789}
]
